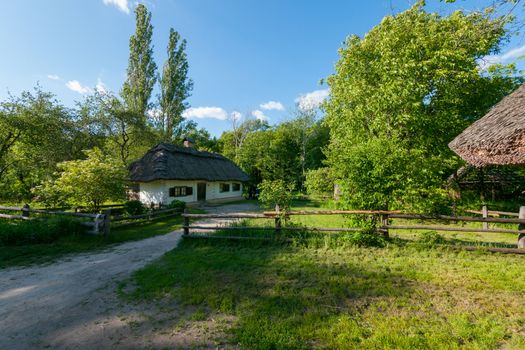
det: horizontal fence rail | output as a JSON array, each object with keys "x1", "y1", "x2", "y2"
[
  {"x1": 182, "y1": 206, "x2": 525, "y2": 250},
  {"x1": 0, "y1": 204, "x2": 183, "y2": 235}
]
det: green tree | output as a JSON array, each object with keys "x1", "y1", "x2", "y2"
[
  {"x1": 35, "y1": 148, "x2": 126, "y2": 210},
  {"x1": 305, "y1": 167, "x2": 335, "y2": 198},
  {"x1": 325, "y1": 4, "x2": 521, "y2": 211},
  {"x1": 158, "y1": 28, "x2": 193, "y2": 142},
  {"x1": 122, "y1": 4, "x2": 157, "y2": 118},
  {"x1": 0, "y1": 87, "x2": 84, "y2": 200},
  {"x1": 258, "y1": 179, "x2": 295, "y2": 210},
  {"x1": 79, "y1": 92, "x2": 151, "y2": 165}
]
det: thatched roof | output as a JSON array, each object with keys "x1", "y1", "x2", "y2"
[
  {"x1": 449, "y1": 84, "x2": 525, "y2": 166},
  {"x1": 129, "y1": 143, "x2": 249, "y2": 182}
]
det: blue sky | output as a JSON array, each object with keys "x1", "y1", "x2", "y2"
[{"x1": 1, "y1": 0, "x2": 525, "y2": 137}]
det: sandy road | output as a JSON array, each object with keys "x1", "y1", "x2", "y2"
[{"x1": 0, "y1": 202, "x2": 257, "y2": 349}]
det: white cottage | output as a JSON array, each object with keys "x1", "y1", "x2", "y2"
[{"x1": 129, "y1": 140, "x2": 249, "y2": 206}]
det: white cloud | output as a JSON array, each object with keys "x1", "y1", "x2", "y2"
[
  {"x1": 295, "y1": 89, "x2": 329, "y2": 111},
  {"x1": 103, "y1": 0, "x2": 130, "y2": 14},
  {"x1": 182, "y1": 107, "x2": 228, "y2": 120},
  {"x1": 230, "y1": 111, "x2": 242, "y2": 122},
  {"x1": 47, "y1": 74, "x2": 60, "y2": 80},
  {"x1": 260, "y1": 101, "x2": 285, "y2": 111},
  {"x1": 66, "y1": 80, "x2": 92, "y2": 94},
  {"x1": 95, "y1": 78, "x2": 108, "y2": 94},
  {"x1": 251, "y1": 110, "x2": 268, "y2": 122},
  {"x1": 479, "y1": 44, "x2": 525, "y2": 70}
]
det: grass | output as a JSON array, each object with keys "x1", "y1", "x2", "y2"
[
  {"x1": 123, "y1": 198, "x2": 525, "y2": 349},
  {"x1": 0, "y1": 208, "x2": 204, "y2": 269},
  {"x1": 127, "y1": 239, "x2": 525, "y2": 349}
]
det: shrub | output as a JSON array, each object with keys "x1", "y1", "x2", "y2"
[
  {"x1": 125, "y1": 200, "x2": 146, "y2": 216},
  {"x1": 166, "y1": 199, "x2": 186, "y2": 210},
  {"x1": 417, "y1": 231, "x2": 447, "y2": 246},
  {"x1": 0, "y1": 217, "x2": 85, "y2": 246},
  {"x1": 305, "y1": 168, "x2": 335, "y2": 198},
  {"x1": 258, "y1": 179, "x2": 295, "y2": 211},
  {"x1": 342, "y1": 230, "x2": 387, "y2": 248}
]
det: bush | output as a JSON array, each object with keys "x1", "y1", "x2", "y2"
[
  {"x1": 166, "y1": 199, "x2": 186, "y2": 210},
  {"x1": 0, "y1": 217, "x2": 85, "y2": 246},
  {"x1": 125, "y1": 200, "x2": 146, "y2": 216},
  {"x1": 258, "y1": 180, "x2": 295, "y2": 210},
  {"x1": 417, "y1": 231, "x2": 447, "y2": 246},
  {"x1": 305, "y1": 168, "x2": 335, "y2": 198}
]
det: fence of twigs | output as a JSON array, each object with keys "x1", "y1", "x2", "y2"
[
  {"x1": 0, "y1": 205, "x2": 182, "y2": 235},
  {"x1": 182, "y1": 205, "x2": 525, "y2": 253}
]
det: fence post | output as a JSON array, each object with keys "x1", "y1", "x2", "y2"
[
  {"x1": 482, "y1": 205, "x2": 488, "y2": 230},
  {"x1": 381, "y1": 213, "x2": 389, "y2": 238},
  {"x1": 183, "y1": 208, "x2": 189, "y2": 235},
  {"x1": 274, "y1": 204, "x2": 281, "y2": 237},
  {"x1": 103, "y1": 209, "x2": 111, "y2": 236},
  {"x1": 518, "y1": 206, "x2": 525, "y2": 249},
  {"x1": 22, "y1": 204, "x2": 30, "y2": 218}
]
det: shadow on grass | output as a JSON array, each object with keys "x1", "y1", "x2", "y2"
[{"x1": 127, "y1": 238, "x2": 414, "y2": 349}]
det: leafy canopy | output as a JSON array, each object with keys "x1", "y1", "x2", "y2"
[
  {"x1": 325, "y1": 3, "x2": 521, "y2": 211},
  {"x1": 35, "y1": 148, "x2": 126, "y2": 210}
]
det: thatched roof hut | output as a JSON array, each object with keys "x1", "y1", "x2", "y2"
[
  {"x1": 129, "y1": 143, "x2": 249, "y2": 183},
  {"x1": 449, "y1": 84, "x2": 525, "y2": 166}
]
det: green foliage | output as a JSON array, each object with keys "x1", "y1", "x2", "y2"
[
  {"x1": 220, "y1": 110, "x2": 329, "y2": 189},
  {"x1": 304, "y1": 167, "x2": 334, "y2": 197},
  {"x1": 166, "y1": 199, "x2": 186, "y2": 210},
  {"x1": 0, "y1": 86, "x2": 93, "y2": 201},
  {"x1": 325, "y1": 4, "x2": 521, "y2": 212},
  {"x1": 124, "y1": 200, "x2": 146, "y2": 216},
  {"x1": 122, "y1": 4, "x2": 157, "y2": 117},
  {"x1": 0, "y1": 218, "x2": 85, "y2": 246},
  {"x1": 417, "y1": 231, "x2": 447, "y2": 246},
  {"x1": 258, "y1": 179, "x2": 295, "y2": 210},
  {"x1": 157, "y1": 28, "x2": 193, "y2": 142},
  {"x1": 35, "y1": 148, "x2": 126, "y2": 211}
]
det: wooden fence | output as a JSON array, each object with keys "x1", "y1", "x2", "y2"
[
  {"x1": 182, "y1": 205, "x2": 525, "y2": 251},
  {"x1": 0, "y1": 205, "x2": 182, "y2": 235}
]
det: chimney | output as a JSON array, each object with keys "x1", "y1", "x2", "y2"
[{"x1": 183, "y1": 136, "x2": 195, "y2": 148}]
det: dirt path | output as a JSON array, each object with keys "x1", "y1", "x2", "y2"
[{"x1": 0, "y1": 202, "x2": 258, "y2": 350}]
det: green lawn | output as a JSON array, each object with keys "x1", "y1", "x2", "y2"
[
  {"x1": 0, "y1": 209, "x2": 203, "y2": 269},
  {"x1": 123, "y1": 199, "x2": 525, "y2": 349}
]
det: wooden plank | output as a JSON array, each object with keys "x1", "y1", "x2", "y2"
[
  {"x1": 112, "y1": 208, "x2": 181, "y2": 222},
  {"x1": 0, "y1": 206, "x2": 23, "y2": 211},
  {"x1": 184, "y1": 234, "x2": 292, "y2": 242},
  {"x1": 462, "y1": 246, "x2": 525, "y2": 255},
  {"x1": 389, "y1": 213, "x2": 525, "y2": 224},
  {"x1": 27, "y1": 209, "x2": 99, "y2": 218},
  {"x1": 263, "y1": 210, "x2": 401, "y2": 216},
  {"x1": 464, "y1": 209, "x2": 519, "y2": 217},
  {"x1": 518, "y1": 206, "x2": 525, "y2": 249},
  {"x1": 182, "y1": 213, "x2": 274, "y2": 219},
  {"x1": 386, "y1": 225, "x2": 523, "y2": 234},
  {"x1": 0, "y1": 213, "x2": 32, "y2": 220},
  {"x1": 185, "y1": 226, "x2": 364, "y2": 232}
]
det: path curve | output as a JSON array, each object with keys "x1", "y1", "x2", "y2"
[{"x1": 0, "y1": 202, "x2": 258, "y2": 349}]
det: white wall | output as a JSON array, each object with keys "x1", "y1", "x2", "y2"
[{"x1": 138, "y1": 180, "x2": 243, "y2": 205}]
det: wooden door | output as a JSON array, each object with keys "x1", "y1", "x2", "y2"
[{"x1": 197, "y1": 183, "x2": 206, "y2": 201}]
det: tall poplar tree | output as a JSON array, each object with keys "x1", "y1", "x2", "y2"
[
  {"x1": 158, "y1": 28, "x2": 193, "y2": 142},
  {"x1": 122, "y1": 4, "x2": 157, "y2": 118}
]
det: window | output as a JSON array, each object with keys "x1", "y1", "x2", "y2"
[
  {"x1": 232, "y1": 183, "x2": 241, "y2": 191},
  {"x1": 169, "y1": 186, "x2": 193, "y2": 197},
  {"x1": 219, "y1": 183, "x2": 230, "y2": 193}
]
